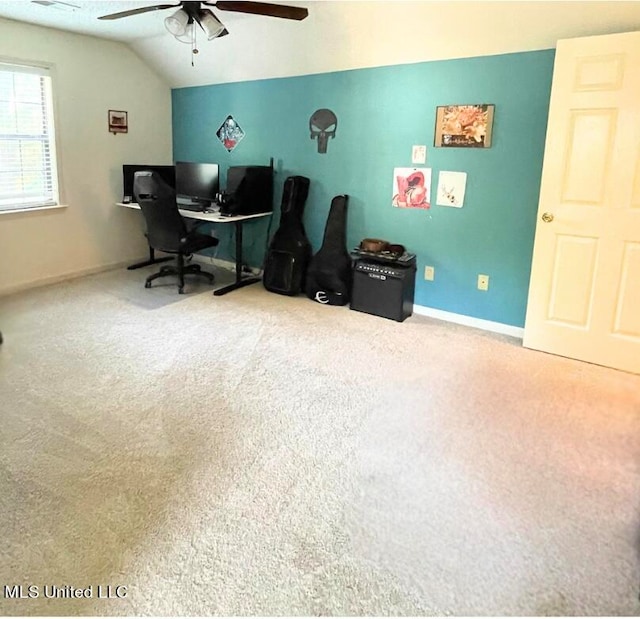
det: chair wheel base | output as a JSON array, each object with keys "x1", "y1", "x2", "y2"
[{"x1": 142, "y1": 257, "x2": 215, "y2": 294}]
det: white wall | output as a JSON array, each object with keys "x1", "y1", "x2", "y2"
[
  {"x1": 0, "y1": 18, "x2": 172, "y2": 295},
  {"x1": 131, "y1": 1, "x2": 640, "y2": 88}
]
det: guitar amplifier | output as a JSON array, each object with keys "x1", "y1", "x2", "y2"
[{"x1": 350, "y1": 255, "x2": 416, "y2": 322}]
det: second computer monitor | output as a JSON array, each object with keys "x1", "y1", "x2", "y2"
[
  {"x1": 221, "y1": 165, "x2": 274, "y2": 216},
  {"x1": 175, "y1": 161, "x2": 219, "y2": 206}
]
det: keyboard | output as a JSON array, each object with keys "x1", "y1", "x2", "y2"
[{"x1": 178, "y1": 201, "x2": 206, "y2": 212}]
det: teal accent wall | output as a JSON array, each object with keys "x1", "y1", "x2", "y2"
[{"x1": 172, "y1": 50, "x2": 555, "y2": 327}]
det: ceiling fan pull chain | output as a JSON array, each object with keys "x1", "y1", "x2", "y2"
[{"x1": 192, "y1": 21, "x2": 199, "y2": 66}]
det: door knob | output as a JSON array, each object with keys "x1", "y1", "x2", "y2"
[{"x1": 541, "y1": 212, "x2": 554, "y2": 223}]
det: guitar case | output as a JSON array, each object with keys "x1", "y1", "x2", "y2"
[
  {"x1": 305, "y1": 194, "x2": 351, "y2": 305},
  {"x1": 263, "y1": 176, "x2": 311, "y2": 296}
]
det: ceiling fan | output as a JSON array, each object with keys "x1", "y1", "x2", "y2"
[
  {"x1": 98, "y1": 1, "x2": 308, "y2": 57},
  {"x1": 99, "y1": 1, "x2": 308, "y2": 64}
]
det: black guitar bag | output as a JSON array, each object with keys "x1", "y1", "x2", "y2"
[
  {"x1": 305, "y1": 194, "x2": 351, "y2": 305},
  {"x1": 263, "y1": 176, "x2": 312, "y2": 296}
]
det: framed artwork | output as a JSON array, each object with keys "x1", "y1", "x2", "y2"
[
  {"x1": 434, "y1": 104, "x2": 494, "y2": 148},
  {"x1": 216, "y1": 115, "x2": 245, "y2": 152},
  {"x1": 108, "y1": 110, "x2": 128, "y2": 134}
]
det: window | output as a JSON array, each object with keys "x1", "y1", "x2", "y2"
[{"x1": 0, "y1": 62, "x2": 59, "y2": 212}]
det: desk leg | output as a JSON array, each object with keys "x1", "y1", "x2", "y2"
[
  {"x1": 127, "y1": 246, "x2": 172, "y2": 270},
  {"x1": 213, "y1": 221, "x2": 261, "y2": 296}
]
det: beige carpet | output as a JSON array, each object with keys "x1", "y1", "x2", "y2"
[{"x1": 0, "y1": 265, "x2": 639, "y2": 616}]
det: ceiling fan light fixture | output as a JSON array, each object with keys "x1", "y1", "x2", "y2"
[
  {"x1": 175, "y1": 21, "x2": 195, "y2": 44},
  {"x1": 164, "y1": 8, "x2": 189, "y2": 36},
  {"x1": 198, "y1": 9, "x2": 225, "y2": 40}
]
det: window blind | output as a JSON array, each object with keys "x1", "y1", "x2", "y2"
[{"x1": 0, "y1": 62, "x2": 59, "y2": 211}]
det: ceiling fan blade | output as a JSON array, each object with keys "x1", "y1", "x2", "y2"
[
  {"x1": 209, "y1": 1, "x2": 308, "y2": 21},
  {"x1": 98, "y1": 4, "x2": 179, "y2": 20},
  {"x1": 32, "y1": 0, "x2": 81, "y2": 9}
]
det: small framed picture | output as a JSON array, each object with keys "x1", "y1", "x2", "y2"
[
  {"x1": 108, "y1": 110, "x2": 128, "y2": 134},
  {"x1": 434, "y1": 104, "x2": 494, "y2": 148},
  {"x1": 216, "y1": 115, "x2": 245, "y2": 152}
]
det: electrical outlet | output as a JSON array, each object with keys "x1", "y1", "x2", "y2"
[
  {"x1": 424, "y1": 265, "x2": 435, "y2": 281},
  {"x1": 477, "y1": 274, "x2": 489, "y2": 291}
]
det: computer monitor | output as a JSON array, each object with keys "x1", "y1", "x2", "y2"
[
  {"x1": 122, "y1": 164, "x2": 175, "y2": 203},
  {"x1": 175, "y1": 161, "x2": 219, "y2": 207},
  {"x1": 220, "y1": 165, "x2": 274, "y2": 216}
]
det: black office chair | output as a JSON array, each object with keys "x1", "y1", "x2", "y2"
[{"x1": 133, "y1": 170, "x2": 218, "y2": 294}]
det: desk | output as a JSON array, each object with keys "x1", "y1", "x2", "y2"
[{"x1": 118, "y1": 203, "x2": 272, "y2": 296}]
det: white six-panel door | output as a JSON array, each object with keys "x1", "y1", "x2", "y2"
[{"x1": 523, "y1": 31, "x2": 640, "y2": 374}]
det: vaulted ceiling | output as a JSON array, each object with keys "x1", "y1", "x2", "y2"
[{"x1": 1, "y1": 1, "x2": 640, "y2": 88}]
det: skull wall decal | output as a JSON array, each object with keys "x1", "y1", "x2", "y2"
[{"x1": 309, "y1": 108, "x2": 337, "y2": 154}]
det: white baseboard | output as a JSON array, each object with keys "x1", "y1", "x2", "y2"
[
  {"x1": 413, "y1": 304, "x2": 524, "y2": 339},
  {"x1": 0, "y1": 259, "x2": 134, "y2": 298},
  {"x1": 0, "y1": 253, "x2": 521, "y2": 341},
  {"x1": 196, "y1": 256, "x2": 522, "y2": 338}
]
